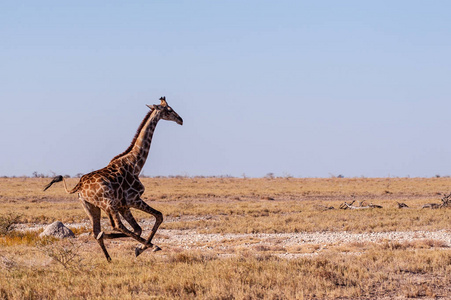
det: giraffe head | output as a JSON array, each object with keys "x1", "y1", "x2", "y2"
[{"x1": 147, "y1": 97, "x2": 183, "y2": 125}]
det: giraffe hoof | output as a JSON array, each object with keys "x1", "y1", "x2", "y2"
[
  {"x1": 152, "y1": 245, "x2": 162, "y2": 252},
  {"x1": 135, "y1": 246, "x2": 144, "y2": 257},
  {"x1": 96, "y1": 231, "x2": 104, "y2": 240}
]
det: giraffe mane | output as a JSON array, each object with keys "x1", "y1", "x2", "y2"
[{"x1": 110, "y1": 109, "x2": 153, "y2": 162}]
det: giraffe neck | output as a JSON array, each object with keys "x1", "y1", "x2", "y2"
[{"x1": 111, "y1": 109, "x2": 162, "y2": 175}]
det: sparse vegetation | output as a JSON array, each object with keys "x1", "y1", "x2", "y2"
[
  {"x1": 2, "y1": 177, "x2": 451, "y2": 232},
  {"x1": 0, "y1": 246, "x2": 450, "y2": 299},
  {"x1": 0, "y1": 213, "x2": 22, "y2": 235},
  {"x1": 0, "y1": 177, "x2": 450, "y2": 298},
  {"x1": 36, "y1": 238, "x2": 85, "y2": 271},
  {"x1": 0, "y1": 230, "x2": 42, "y2": 247}
]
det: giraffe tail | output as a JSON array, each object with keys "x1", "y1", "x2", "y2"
[
  {"x1": 43, "y1": 175, "x2": 63, "y2": 191},
  {"x1": 43, "y1": 175, "x2": 81, "y2": 194}
]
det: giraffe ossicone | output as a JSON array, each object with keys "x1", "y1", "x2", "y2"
[{"x1": 44, "y1": 97, "x2": 183, "y2": 262}]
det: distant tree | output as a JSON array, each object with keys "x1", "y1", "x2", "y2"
[
  {"x1": 265, "y1": 173, "x2": 275, "y2": 179},
  {"x1": 283, "y1": 172, "x2": 293, "y2": 179},
  {"x1": 32, "y1": 171, "x2": 45, "y2": 178}
]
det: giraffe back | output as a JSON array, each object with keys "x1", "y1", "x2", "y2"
[{"x1": 77, "y1": 164, "x2": 145, "y2": 209}]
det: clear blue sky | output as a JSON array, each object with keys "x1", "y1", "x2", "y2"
[{"x1": 1, "y1": 1, "x2": 451, "y2": 178}]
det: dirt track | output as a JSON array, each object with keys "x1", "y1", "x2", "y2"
[
  {"x1": 157, "y1": 229, "x2": 451, "y2": 247},
  {"x1": 16, "y1": 222, "x2": 451, "y2": 252}
]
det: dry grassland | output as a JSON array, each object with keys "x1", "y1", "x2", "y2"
[{"x1": 1, "y1": 177, "x2": 451, "y2": 299}]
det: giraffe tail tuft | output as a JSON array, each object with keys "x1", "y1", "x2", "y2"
[{"x1": 43, "y1": 175, "x2": 63, "y2": 191}]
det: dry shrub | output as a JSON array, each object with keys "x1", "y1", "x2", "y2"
[
  {"x1": 36, "y1": 239, "x2": 85, "y2": 271},
  {"x1": 0, "y1": 255, "x2": 18, "y2": 270},
  {"x1": 68, "y1": 226, "x2": 90, "y2": 236},
  {"x1": 404, "y1": 283, "x2": 436, "y2": 298},
  {"x1": 416, "y1": 239, "x2": 449, "y2": 248},
  {"x1": 0, "y1": 230, "x2": 42, "y2": 247},
  {"x1": 253, "y1": 244, "x2": 287, "y2": 253},
  {"x1": 0, "y1": 213, "x2": 22, "y2": 235},
  {"x1": 380, "y1": 240, "x2": 409, "y2": 250},
  {"x1": 379, "y1": 239, "x2": 448, "y2": 251},
  {"x1": 165, "y1": 251, "x2": 217, "y2": 264},
  {"x1": 347, "y1": 241, "x2": 369, "y2": 249},
  {"x1": 253, "y1": 244, "x2": 270, "y2": 252}
]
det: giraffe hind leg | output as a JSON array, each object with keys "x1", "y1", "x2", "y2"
[
  {"x1": 99, "y1": 231, "x2": 128, "y2": 239},
  {"x1": 120, "y1": 208, "x2": 143, "y2": 236},
  {"x1": 108, "y1": 209, "x2": 149, "y2": 246},
  {"x1": 107, "y1": 213, "x2": 121, "y2": 232},
  {"x1": 97, "y1": 211, "x2": 128, "y2": 239},
  {"x1": 80, "y1": 200, "x2": 112, "y2": 262},
  {"x1": 100, "y1": 209, "x2": 141, "y2": 239}
]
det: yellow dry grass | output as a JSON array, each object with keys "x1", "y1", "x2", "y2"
[
  {"x1": 0, "y1": 177, "x2": 451, "y2": 299},
  {"x1": 1, "y1": 239, "x2": 450, "y2": 299},
  {"x1": 1, "y1": 177, "x2": 450, "y2": 232}
]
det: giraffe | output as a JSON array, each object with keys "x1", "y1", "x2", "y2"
[{"x1": 43, "y1": 97, "x2": 183, "y2": 261}]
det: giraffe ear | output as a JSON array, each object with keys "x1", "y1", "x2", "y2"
[
  {"x1": 160, "y1": 97, "x2": 168, "y2": 107},
  {"x1": 146, "y1": 104, "x2": 156, "y2": 110}
]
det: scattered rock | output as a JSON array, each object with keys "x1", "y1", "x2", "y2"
[{"x1": 39, "y1": 221, "x2": 75, "y2": 239}]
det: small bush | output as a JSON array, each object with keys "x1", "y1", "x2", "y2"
[
  {"x1": 0, "y1": 231, "x2": 42, "y2": 246},
  {"x1": 36, "y1": 239, "x2": 85, "y2": 271},
  {"x1": 0, "y1": 214, "x2": 22, "y2": 236},
  {"x1": 166, "y1": 251, "x2": 216, "y2": 264}
]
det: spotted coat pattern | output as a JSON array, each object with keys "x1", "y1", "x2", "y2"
[{"x1": 45, "y1": 97, "x2": 183, "y2": 261}]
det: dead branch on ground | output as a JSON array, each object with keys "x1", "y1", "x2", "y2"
[
  {"x1": 422, "y1": 192, "x2": 451, "y2": 209},
  {"x1": 397, "y1": 202, "x2": 409, "y2": 209},
  {"x1": 339, "y1": 200, "x2": 383, "y2": 210}
]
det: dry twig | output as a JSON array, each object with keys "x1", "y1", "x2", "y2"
[
  {"x1": 397, "y1": 202, "x2": 409, "y2": 209},
  {"x1": 339, "y1": 200, "x2": 382, "y2": 210}
]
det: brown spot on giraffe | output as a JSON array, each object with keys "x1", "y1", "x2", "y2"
[{"x1": 43, "y1": 97, "x2": 183, "y2": 261}]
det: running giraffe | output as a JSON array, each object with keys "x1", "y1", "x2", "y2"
[{"x1": 44, "y1": 97, "x2": 183, "y2": 261}]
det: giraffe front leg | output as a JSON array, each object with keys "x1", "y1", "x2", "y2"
[{"x1": 130, "y1": 199, "x2": 163, "y2": 257}]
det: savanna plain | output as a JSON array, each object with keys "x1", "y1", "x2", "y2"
[{"x1": 1, "y1": 177, "x2": 451, "y2": 299}]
